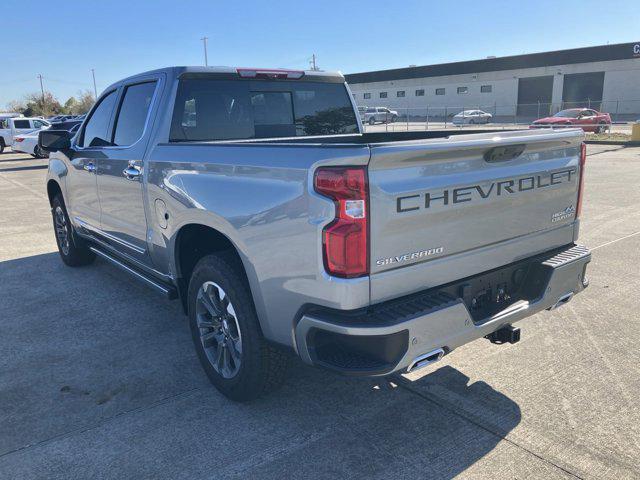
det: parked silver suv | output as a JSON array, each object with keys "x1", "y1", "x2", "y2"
[{"x1": 364, "y1": 106, "x2": 399, "y2": 125}]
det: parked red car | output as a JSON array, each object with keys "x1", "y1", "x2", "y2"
[{"x1": 530, "y1": 108, "x2": 611, "y2": 133}]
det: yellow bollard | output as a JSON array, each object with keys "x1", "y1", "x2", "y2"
[{"x1": 632, "y1": 123, "x2": 640, "y2": 141}]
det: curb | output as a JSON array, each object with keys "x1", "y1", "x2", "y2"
[{"x1": 584, "y1": 140, "x2": 640, "y2": 146}]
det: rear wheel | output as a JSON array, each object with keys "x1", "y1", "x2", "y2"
[
  {"x1": 597, "y1": 122, "x2": 608, "y2": 134},
  {"x1": 368, "y1": 117, "x2": 375, "y2": 126},
  {"x1": 188, "y1": 253, "x2": 288, "y2": 401},
  {"x1": 51, "y1": 195, "x2": 95, "y2": 267},
  {"x1": 0, "y1": 139, "x2": 5, "y2": 154}
]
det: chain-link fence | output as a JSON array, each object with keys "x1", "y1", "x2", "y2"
[{"x1": 358, "y1": 100, "x2": 640, "y2": 140}]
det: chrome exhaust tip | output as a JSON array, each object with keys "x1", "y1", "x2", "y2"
[
  {"x1": 406, "y1": 348, "x2": 445, "y2": 373},
  {"x1": 548, "y1": 292, "x2": 574, "y2": 311}
]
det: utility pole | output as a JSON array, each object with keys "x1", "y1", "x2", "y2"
[
  {"x1": 310, "y1": 53, "x2": 319, "y2": 71},
  {"x1": 201, "y1": 37, "x2": 209, "y2": 67},
  {"x1": 91, "y1": 69, "x2": 98, "y2": 99},
  {"x1": 37, "y1": 74, "x2": 46, "y2": 115}
]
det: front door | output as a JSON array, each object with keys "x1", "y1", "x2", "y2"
[
  {"x1": 96, "y1": 79, "x2": 160, "y2": 264},
  {"x1": 66, "y1": 89, "x2": 119, "y2": 232}
]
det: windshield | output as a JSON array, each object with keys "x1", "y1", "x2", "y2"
[
  {"x1": 553, "y1": 110, "x2": 581, "y2": 118},
  {"x1": 170, "y1": 78, "x2": 359, "y2": 141}
]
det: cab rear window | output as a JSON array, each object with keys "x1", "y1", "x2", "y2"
[{"x1": 170, "y1": 78, "x2": 358, "y2": 141}]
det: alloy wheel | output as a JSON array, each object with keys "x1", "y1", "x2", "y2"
[
  {"x1": 54, "y1": 206, "x2": 70, "y2": 255},
  {"x1": 196, "y1": 281, "x2": 242, "y2": 379}
]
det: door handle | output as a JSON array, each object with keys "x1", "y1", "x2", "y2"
[
  {"x1": 123, "y1": 164, "x2": 142, "y2": 180},
  {"x1": 83, "y1": 162, "x2": 96, "y2": 173}
]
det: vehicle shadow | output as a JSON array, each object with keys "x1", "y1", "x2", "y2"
[{"x1": 0, "y1": 252, "x2": 521, "y2": 479}]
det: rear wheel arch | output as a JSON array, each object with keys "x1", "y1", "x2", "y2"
[{"x1": 174, "y1": 224, "x2": 259, "y2": 319}]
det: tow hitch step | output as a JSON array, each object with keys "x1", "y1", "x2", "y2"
[{"x1": 486, "y1": 325, "x2": 520, "y2": 345}]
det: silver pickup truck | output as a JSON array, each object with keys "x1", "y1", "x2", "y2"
[{"x1": 40, "y1": 66, "x2": 591, "y2": 401}]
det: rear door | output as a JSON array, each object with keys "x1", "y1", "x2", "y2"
[
  {"x1": 11, "y1": 119, "x2": 34, "y2": 142},
  {"x1": 96, "y1": 76, "x2": 162, "y2": 264},
  {"x1": 367, "y1": 129, "x2": 584, "y2": 300}
]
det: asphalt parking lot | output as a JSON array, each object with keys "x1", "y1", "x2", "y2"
[{"x1": 0, "y1": 145, "x2": 639, "y2": 479}]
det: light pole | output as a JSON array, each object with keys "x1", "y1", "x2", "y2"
[
  {"x1": 201, "y1": 37, "x2": 209, "y2": 66},
  {"x1": 91, "y1": 69, "x2": 98, "y2": 99},
  {"x1": 37, "y1": 74, "x2": 46, "y2": 115}
]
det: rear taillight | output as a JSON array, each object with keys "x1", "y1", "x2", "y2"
[
  {"x1": 314, "y1": 166, "x2": 368, "y2": 278},
  {"x1": 15, "y1": 138, "x2": 24, "y2": 142},
  {"x1": 576, "y1": 142, "x2": 587, "y2": 217}
]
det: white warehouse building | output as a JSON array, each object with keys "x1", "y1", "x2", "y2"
[{"x1": 345, "y1": 42, "x2": 640, "y2": 121}]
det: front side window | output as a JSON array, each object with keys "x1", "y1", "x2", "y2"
[
  {"x1": 33, "y1": 120, "x2": 49, "y2": 128},
  {"x1": 81, "y1": 90, "x2": 117, "y2": 147},
  {"x1": 553, "y1": 109, "x2": 581, "y2": 118},
  {"x1": 113, "y1": 81, "x2": 157, "y2": 146},
  {"x1": 170, "y1": 78, "x2": 358, "y2": 141},
  {"x1": 457, "y1": 87, "x2": 468, "y2": 94},
  {"x1": 379, "y1": 92, "x2": 387, "y2": 98}
]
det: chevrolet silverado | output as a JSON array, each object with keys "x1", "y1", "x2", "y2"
[{"x1": 40, "y1": 66, "x2": 591, "y2": 401}]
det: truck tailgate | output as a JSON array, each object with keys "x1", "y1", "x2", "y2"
[{"x1": 368, "y1": 129, "x2": 584, "y2": 302}]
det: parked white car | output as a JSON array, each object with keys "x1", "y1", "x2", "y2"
[
  {"x1": 0, "y1": 117, "x2": 50, "y2": 153},
  {"x1": 14, "y1": 123, "x2": 81, "y2": 158},
  {"x1": 364, "y1": 107, "x2": 399, "y2": 125},
  {"x1": 452, "y1": 110, "x2": 492, "y2": 125}
]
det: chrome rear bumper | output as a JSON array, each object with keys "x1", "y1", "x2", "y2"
[{"x1": 295, "y1": 244, "x2": 591, "y2": 376}]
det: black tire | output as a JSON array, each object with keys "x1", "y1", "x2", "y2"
[
  {"x1": 51, "y1": 195, "x2": 95, "y2": 267},
  {"x1": 188, "y1": 253, "x2": 288, "y2": 401},
  {"x1": 33, "y1": 144, "x2": 48, "y2": 159},
  {"x1": 391, "y1": 115, "x2": 398, "y2": 123},
  {"x1": 368, "y1": 117, "x2": 376, "y2": 126},
  {"x1": 597, "y1": 122, "x2": 608, "y2": 134},
  {"x1": 0, "y1": 139, "x2": 5, "y2": 154}
]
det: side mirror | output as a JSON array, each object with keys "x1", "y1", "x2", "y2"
[{"x1": 39, "y1": 130, "x2": 73, "y2": 152}]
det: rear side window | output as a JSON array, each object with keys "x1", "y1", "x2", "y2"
[
  {"x1": 13, "y1": 120, "x2": 30, "y2": 128},
  {"x1": 81, "y1": 90, "x2": 117, "y2": 147},
  {"x1": 113, "y1": 81, "x2": 157, "y2": 146},
  {"x1": 170, "y1": 78, "x2": 358, "y2": 141}
]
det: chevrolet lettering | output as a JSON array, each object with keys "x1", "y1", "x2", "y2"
[{"x1": 397, "y1": 168, "x2": 576, "y2": 212}]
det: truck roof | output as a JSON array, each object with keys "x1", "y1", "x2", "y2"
[{"x1": 103, "y1": 66, "x2": 345, "y2": 93}]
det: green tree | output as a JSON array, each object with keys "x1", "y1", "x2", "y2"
[
  {"x1": 74, "y1": 90, "x2": 95, "y2": 114},
  {"x1": 63, "y1": 97, "x2": 78, "y2": 115},
  {"x1": 22, "y1": 92, "x2": 63, "y2": 117}
]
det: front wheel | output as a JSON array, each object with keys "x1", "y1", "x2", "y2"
[
  {"x1": 597, "y1": 122, "x2": 608, "y2": 134},
  {"x1": 368, "y1": 117, "x2": 376, "y2": 126},
  {"x1": 33, "y1": 144, "x2": 48, "y2": 159},
  {"x1": 0, "y1": 140, "x2": 5, "y2": 154},
  {"x1": 51, "y1": 195, "x2": 95, "y2": 267},
  {"x1": 188, "y1": 253, "x2": 288, "y2": 401}
]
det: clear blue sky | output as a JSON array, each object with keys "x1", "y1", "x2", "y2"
[{"x1": 1, "y1": 0, "x2": 639, "y2": 107}]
